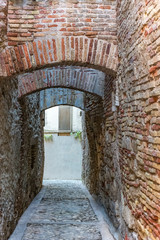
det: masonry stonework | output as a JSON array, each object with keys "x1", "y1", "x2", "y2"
[
  {"x1": 116, "y1": 0, "x2": 160, "y2": 239},
  {"x1": 0, "y1": 0, "x2": 160, "y2": 240},
  {"x1": 8, "y1": 0, "x2": 117, "y2": 44},
  {"x1": 0, "y1": 0, "x2": 8, "y2": 48},
  {"x1": 0, "y1": 77, "x2": 44, "y2": 240},
  {"x1": 18, "y1": 66, "x2": 105, "y2": 98}
]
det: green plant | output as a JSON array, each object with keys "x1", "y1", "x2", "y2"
[
  {"x1": 44, "y1": 134, "x2": 53, "y2": 142},
  {"x1": 70, "y1": 131, "x2": 82, "y2": 141}
]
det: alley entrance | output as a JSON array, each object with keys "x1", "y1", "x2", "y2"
[{"x1": 43, "y1": 106, "x2": 83, "y2": 180}]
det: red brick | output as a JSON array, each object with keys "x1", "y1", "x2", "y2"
[
  {"x1": 71, "y1": 37, "x2": 74, "y2": 49},
  {"x1": 75, "y1": 37, "x2": 78, "y2": 61},
  {"x1": 87, "y1": 39, "x2": 94, "y2": 62},
  {"x1": 8, "y1": 14, "x2": 21, "y2": 19},
  {"x1": 41, "y1": 19, "x2": 52, "y2": 23},
  {"x1": 106, "y1": 44, "x2": 111, "y2": 55},
  {"x1": 100, "y1": 43, "x2": 107, "y2": 65},
  {"x1": 32, "y1": 42, "x2": 40, "y2": 66},
  {"x1": 5, "y1": 49, "x2": 15, "y2": 74},
  {"x1": 149, "y1": 66, "x2": 157, "y2": 73},
  {"x1": 34, "y1": 24, "x2": 45, "y2": 28},
  {"x1": 18, "y1": 45, "x2": 25, "y2": 58},
  {"x1": 20, "y1": 33, "x2": 32, "y2": 37},
  {"x1": 84, "y1": 18, "x2": 92, "y2": 22},
  {"x1": 47, "y1": 40, "x2": 51, "y2": 50},
  {"x1": 61, "y1": 38, "x2": 65, "y2": 61},
  {"x1": 23, "y1": 44, "x2": 32, "y2": 69},
  {"x1": 54, "y1": 18, "x2": 66, "y2": 22},
  {"x1": 8, "y1": 42, "x2": 18, "y2": 46},
  {"x1": 48, "y1": 15, "x2": 59, "y2": 18},
  {"x1": 79, "y1": 37, "x2": 83, "y2": 62},
  {"x1": 14, "y1": 46, "x2": 23, "y2": 71},
  {"x1": 7, "y1": 32, "x2": 18, "y2": 37},
  {"x1": 43, "y1": 40, "x2": 49, "y2": 64},
  {"x1": 48, "y1": 24, "x2": 58, "y2": 28},
  {"x1": 92, "y1": 39, "x2": 98, "y2": 63},
  {"x1": 99, "y1": 6, "x2": 111, "y2": 9},
  {"x1": 52, "y1": 39, "x2": 57, "y2": 61}
]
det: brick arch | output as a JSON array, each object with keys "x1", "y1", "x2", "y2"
[
  {"x1": 40, "y1": 88, "x2": 86, "y2": 111},
  {"x1": 0, "y1": 37, "x2": 117, "y2": 78},
  {"x1": 18, "y1": 66, "x2": 105, "y2": 98}
]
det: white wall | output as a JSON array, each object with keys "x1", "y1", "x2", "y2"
[
  {"x1": 43, "y1": 135, "x2": 82, "y2": 180},
  {"x1": 44, "y1": 106, "x2": 82, "y2": 132},
  {"x1": 43, "y1": 106, "x2": 83, "y2": 180},
  {"x1": 72, "y1": 107, "x2": 82, "y2": 131},
  {"x1": 44, "y1": 106, "x2": 59, "y2": 131}
]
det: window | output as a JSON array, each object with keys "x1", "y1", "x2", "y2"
[{"x1": 58, "y1": 106, "x2": 72, "y2": 132}]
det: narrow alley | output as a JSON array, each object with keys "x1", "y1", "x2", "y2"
[
  {"x1": 1, "y1": 1, "x2": 160, "y2": 239},
  {"x1": 9, "y1": 181, "x2": 115, "y2": 240}
]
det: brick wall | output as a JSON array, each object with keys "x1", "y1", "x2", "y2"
[
  {"x1": 40, "y1": 88, "x2": 85, "y2": 111},
  {"x1": 18, "y1": 66, "x2": 105, "y2": 98},
  {"x1": 8, "y1": 0, "x2": 117, "y2": 45},
  {"x1": 0, "y1": 0, "x2": 160, "y2": 239},
  {"x1": 0, "y1": 35, "x2": 117, "y2": 77},
  {"x1": 117, "y1": 0, "x2": 160, "y2": 239},
  {"x1": 0, "y1": 0, "x2": 118, "y2": 78}
]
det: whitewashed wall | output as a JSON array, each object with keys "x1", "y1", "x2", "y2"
[
  {"x1": 43, "y1": 106, "x2": 83, "y2": 180},
  {"x1": 44, "y1": 106, "x2": 82, "y2": 132}
]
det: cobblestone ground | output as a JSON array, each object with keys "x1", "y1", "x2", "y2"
[{"x1": 10, "y1": 181, "x2": 115, "y2": 240}]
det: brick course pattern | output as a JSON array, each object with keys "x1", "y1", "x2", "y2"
[
  {"x1": 0, "y1": 36, "x2": 117, "y2": 77},
  {"x1": 18, "y1": 66, "x2": 105, "y2": 98},
  {"x1": 7, "y1": 0, "x2": 117, "y2": 45},
  {"x1": 0, "y1": 0, "x2": 160, "y2": 240},
  {"x1": 40, "y1": 88, "x2": 85, "y2": 111},
  {"x1": 117, "y1": 0, "x2": 160, "y2": 239}
]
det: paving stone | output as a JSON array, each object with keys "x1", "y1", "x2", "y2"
[
  {"x1": 22, "y1": 223, "x2": 102, "y2": 240},
  {"x1": 30, "y1": 199, "x2": 98, "y2": 223},
  {"x1": 20, "y1": 181, "x2": 103, "y2": 240},
  {"x1": 43, "y1": 186, "x2": 87, "y2": 199}
]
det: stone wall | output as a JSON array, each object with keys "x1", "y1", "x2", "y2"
[
  {"x1": 19, "y1": 92, "x2": 44, "y2": 209},
  {"x1": 82, "y1": 93, "x2": 104, "y2": 195},
  {"x1": 82, "y1": 75, "x2": 123, "y2": 236},
  {"x1": 0, "y1": 77, "x2": 21, "y2": 240},
  {"x1": 0, "y1": 0, "x2": 8, "y2": 48},
  {"x1": 0, "y1": 78, "x2": 44, "y2": 240},
  {"x1": 98, "y1": 75, "x2": 123, "y2": 231},
  {"x1": 0, "y1": 0, "x2": 160, "y2": 239}
]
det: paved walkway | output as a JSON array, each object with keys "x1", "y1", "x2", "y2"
[{"x1": 9, "y1": 181, "x2": 115, "y2": 240}]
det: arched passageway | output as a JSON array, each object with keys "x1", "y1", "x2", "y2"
[
  {"x1": 18, "y1": 66, "x2": 106, "y2": 98},
  {"x1": 0, "y1": 60, "x2": 115, "y2": 239},
  {"x1": 40, "y1": 88, "x2": 85, "y2": 111},
  {"x1": 1, "y1": 0, "x2": 160, "y2": 239}
]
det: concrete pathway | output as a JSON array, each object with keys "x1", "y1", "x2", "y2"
[{"x1": 9, "y1": 181, "x2": 116, "y2": 240}]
